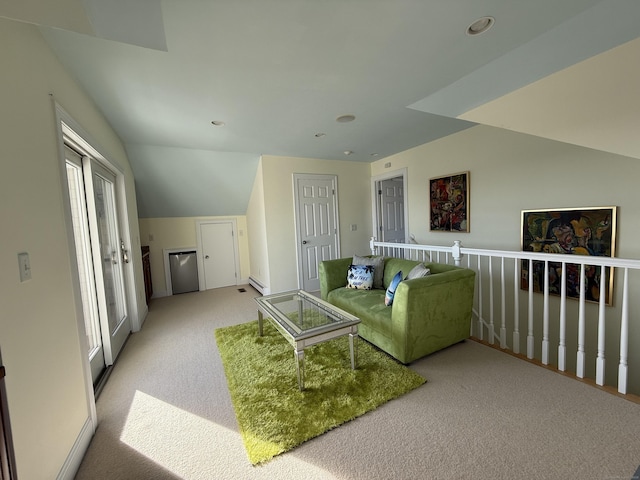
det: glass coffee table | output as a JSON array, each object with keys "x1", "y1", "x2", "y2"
[{"x1": 255, "y1": 290, "x2": 360, "y2": 391}]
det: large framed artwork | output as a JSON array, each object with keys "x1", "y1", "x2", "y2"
[
  {"x1": 521, "y1": 206, "x2": 617, "y2": 305},
  {"x1": 429, "y1": 171, "x2": 469, "y2": 232}
]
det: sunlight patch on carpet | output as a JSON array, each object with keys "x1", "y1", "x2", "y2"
[
  {"x1": 120, "y1": 390, "x2": 238, "y2": 478},
  {"x1": 215, "y1": 320, "x2": 426, "y2": 465}
]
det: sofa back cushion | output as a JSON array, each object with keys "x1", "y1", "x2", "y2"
[
  {"x1": 382, "y1": 258, "x2": 420, "y2": 288},
  {"x1": 352, "y1": 255, "x2": 385, "y2": 289},
  {"x1": 382, "y1": 258, "x2": 464, "y2": 288}
]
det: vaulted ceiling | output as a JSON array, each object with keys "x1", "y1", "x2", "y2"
[{"x1": 3, "y1": 1, "x2": 639, "y2": 217}]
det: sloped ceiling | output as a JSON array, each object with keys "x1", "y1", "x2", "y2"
[{"x1": 3, "y1": 0, "x2": 639, "y2": 217}]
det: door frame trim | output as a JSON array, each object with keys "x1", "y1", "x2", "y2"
[
  {"x1": 371, "y1": 167, "x2": 409, "y2": 243},
  {"x1": 53, "y1": 104, "x2": 102, "y2": 433},
  {"x1": 292, "y1": 173, "x2": 341, "y2": 290},
  {"x1": 195, "y1": 219, "x2": 240, "y2": 291}
]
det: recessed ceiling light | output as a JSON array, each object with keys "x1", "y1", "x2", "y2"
[
  {"x1": 314, "y1": 133, "x2": 326, "y2": 138},
  {"x1": 211, "y1": 120, "x2": 225, "y2": 126},
  {"x1": 466, "y1": 16, "x2": 494, "y2": 36},
  {"x1": 336, "y1": 114, "x2": 356, "y2": 123},
  {"x1": 370, "y1": 153, "x2": 380, "y2": 157},
  {"x1": 344, "y1": 150, "x2": 353, "y2": 156}
]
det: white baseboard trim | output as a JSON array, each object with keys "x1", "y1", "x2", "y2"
[
  {"x1": 56, "y1": 416, "x2": 94, "y2": 480},
  {"x1": 137, "y1": 303, "x2": 149, "y2": 331},
  {"x1": 248, "y1": 276, "x2": 270, "y2": 295}
]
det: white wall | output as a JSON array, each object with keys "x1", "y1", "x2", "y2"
[
  {"x1": 371, "y1": 124, "x2": 640, "y2": 393},
  {"x1": 373, "y1": 124, "x2": 640, "y2": 258},
  {"x1": 0, "y1": 18, "x2": 143, "y2": 479},
  {"x1": 246, "y1": 159, "x2": 271, "y2": 289},
  {"x1": 256, "y1": 155, "x2": 371, "y2": 293},
  {"x1": 138, "y1": 216, "x2": 250, "y2": 296}
]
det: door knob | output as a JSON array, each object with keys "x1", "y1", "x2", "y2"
[
  {"x1": 205, "y1": 255, "x2": 210, "y2": 259},
  {"x1": 302, "y1": 240, "x2": 308, "y2": 245}
]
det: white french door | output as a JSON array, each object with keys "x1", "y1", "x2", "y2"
[
  {"x1": 64, "y1": 146, "x2": 130, "y2": 385},
  {"x1": 87, "y1": 160, "x2": 129, "y2": 364},
  {"x1": 65, "y1": 148, "x2": 104, "y2": 384}
]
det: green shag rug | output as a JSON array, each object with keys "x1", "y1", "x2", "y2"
[{"x1": 215, "y1": 320, "x2": 426, "y2": 465}]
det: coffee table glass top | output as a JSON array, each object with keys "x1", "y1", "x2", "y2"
[{"x1": 255, "y1": 290, "x2": 359, "y2": 340}]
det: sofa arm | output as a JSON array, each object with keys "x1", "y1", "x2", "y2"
[
  {"x1": 390, "y1": 268, "x2": 476, "y2": 363},
  {"x1": 319, "y1": 257, "x2": 353, "y2": 300}
]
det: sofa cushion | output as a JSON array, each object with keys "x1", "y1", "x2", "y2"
[
  {"x1": 385, "y1": 271, "x2": 403, "y2": 306},
  {"x1": 382, "y1": 258, "x2": 422, "y2": 288},
  {"x1": 352, "y1": 255, "x2": 385, "y2": 289},
  {"x1": 326, "y1": 288, "x2": 392, "y2": 338},
  {"x1": 346, "y1": 264, "x2": 374, "y2": 290},
  {"x1": 406, "y1": 263, "x2": 431, "y2": 280}
]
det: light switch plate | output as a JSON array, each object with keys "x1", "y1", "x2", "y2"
[{"x1": 18, "y1": 252, "x2": 31, "y2": 282}]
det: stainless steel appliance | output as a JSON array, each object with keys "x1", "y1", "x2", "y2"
[{"x1": 169, "y1": 251, "x2": 199, "y2": 294}]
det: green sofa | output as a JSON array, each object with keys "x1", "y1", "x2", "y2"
[{"x1": 319, "y1": 257, "x2": 476, "y2": 364}]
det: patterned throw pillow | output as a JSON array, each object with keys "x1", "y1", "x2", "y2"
[
  {"x1": 406, "y1": 263, "x2": 431, "y2": 280},
  {"x1": 346, "y1": 264, "x2": 374, "y2": 290},
  {"x1": 352, "y1": 255, "x2": 385, "y2": 289},
  {"x1": 385, "y1": 271, "x2": 403, "y2": 306}
]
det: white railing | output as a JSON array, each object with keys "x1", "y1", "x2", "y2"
[{"x1": 370, "y1": 238, "x2": 640, "y2": 396}]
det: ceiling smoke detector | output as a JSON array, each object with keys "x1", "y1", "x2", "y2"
[
  {"x1": 466, "y1": 16, "x2": 495, "y2": 36},
  {"x1": 211, "y1": 120, "x2": 225, "y2": 126}
]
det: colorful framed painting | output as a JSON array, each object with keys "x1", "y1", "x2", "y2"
[
  {"x1": 429, "y1": 171, "x2": 469, "y2": 232},
  {"x1": 520, "y1": 206, "x2": 617, "y2": 305}
]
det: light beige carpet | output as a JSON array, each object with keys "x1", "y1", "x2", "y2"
[{"x1": 74, "y1": 286, "x2": 640, "y2": 480}]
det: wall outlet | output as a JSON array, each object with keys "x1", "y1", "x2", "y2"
[
  {"x1": 350, "y1": 224, "x2": 357, "y2": 231},
  {"x1": 18, "y1": 252, "x2": 31, "y2": 282}
]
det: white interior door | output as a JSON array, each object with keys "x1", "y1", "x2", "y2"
[
  {"x1": 294, "y1": 174, "x2": 340, "y2": 292},
  {"x1": 198, "y1": 221, "x2": 238, "y2": 290},
  {"x1": 378, "y1": 177, "x2": 406, "y2": 243}
]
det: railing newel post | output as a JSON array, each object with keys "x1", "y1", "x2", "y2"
[
  {"x1": 452, "y1": 240, "x2": 462, "y2": 266},
  {"x1": 618, "y1": 268, "x2": 629, "y2": 394}
]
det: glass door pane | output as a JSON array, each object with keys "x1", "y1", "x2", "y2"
[
  {"x1": 65, "y1": 146, "x2": 106, "y2": 385},
  {"x1": 91, "y1": 166, "x2": 127, "y2": 335}
]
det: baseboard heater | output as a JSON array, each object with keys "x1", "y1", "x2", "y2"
[{"x1": 249, "y1": 276, "x2": 270, "y2": 295}]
